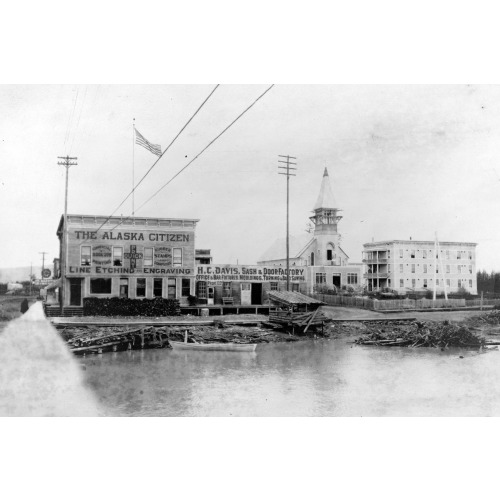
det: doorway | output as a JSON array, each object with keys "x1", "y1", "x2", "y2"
[
  {"x1": 120, "y1": 278, "x2": 129, "y2": 298},
  {"x1": 241, "y1": 283, "x2": 251, "y2": 305},
  {"x1": 207, "y1": 286, "x2": 215, "y2": 305},
  {"x1": 332, "y1": 274, "x2": 341, "y2": 288},
  {"x1": 69, "y1": 278, "x2": 82, "y2": 306},
  {"x1": 251, "y1": 283, "x2": 262, "y2": 305}
]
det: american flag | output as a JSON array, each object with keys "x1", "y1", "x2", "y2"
[{"x1": 135, "y1": 128, "x2": 162, "y2": 157}]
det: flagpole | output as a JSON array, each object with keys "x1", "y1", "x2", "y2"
[{"x1": 132, "y1": 118, "x2": 135, "y2": 220}]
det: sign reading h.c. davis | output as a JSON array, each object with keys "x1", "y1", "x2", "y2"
[{"x1": 196, "y1": 265, "x2": 306, "y2": 282}]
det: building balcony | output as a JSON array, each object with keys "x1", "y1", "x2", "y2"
[
  {"x1": 362, "y1": 258, "x2": 389, "y2": 264},
  {"x1": 364, "y1": 273, "x2": 390, "y2": 279}
]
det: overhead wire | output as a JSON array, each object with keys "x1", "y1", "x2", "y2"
[
  {"x1": 69, "y1": 85, "x2": 89, "y2": 155},
  {"x1": 110, "y1": 83, "x2": 274, "y2": 232},
  {"x1": 70, "y1": 85, "x2": 102, "y2": 156},
  {"x1": 64, "y1": 86, "x2": 80, "y2": 152},
  {"x1": 90, "y1": 84, "x2": 220, "y2": 237}
]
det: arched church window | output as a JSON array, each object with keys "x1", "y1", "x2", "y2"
[{"x1": 326, "y1": 243, "x2": 335, "y2": 261}]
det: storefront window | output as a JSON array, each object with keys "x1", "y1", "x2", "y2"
[
  {"x1": 90, "y1": 278, "x2": 111, "y2": 294},
  {"x1": 153, "y1": 278, "x2": 163, "y2": 297},
  {"x1": 197, "y1": 281, "x2": 207, "y2": 298},
  {"x1": 168, "y1": 278, "x2": 176, "y2": 298},
  {"x1": 136, "y1": 278, "x2": 146, "y2": 297},
  {"x1": 181, "y1": 278, "x2": 191, "y2": 297}
]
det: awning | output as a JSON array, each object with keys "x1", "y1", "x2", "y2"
[{"x1": 44, "y1": 279, "x2": 61, "y2": 290}]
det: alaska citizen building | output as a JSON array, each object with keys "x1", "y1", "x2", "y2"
[{"x1": 56, "y1": 214, "x2": 198, "y2": 311}]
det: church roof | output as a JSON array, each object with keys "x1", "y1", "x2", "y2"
[
  {"x1": 257, "y1": 233, "x2": 314, "y2": 263},
  {"x1": 313, "y1": 168, "x2": 338, "y2": 210}
]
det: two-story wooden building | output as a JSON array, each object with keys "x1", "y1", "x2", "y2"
[{"x1": 56, "y1": 214, "x2": 199, "y2": 313}]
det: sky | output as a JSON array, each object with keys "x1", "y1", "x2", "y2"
[{"x1": 1, "y1": 84, "x2": 500, "y2": 272}]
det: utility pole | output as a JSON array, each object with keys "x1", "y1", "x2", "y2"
[
  {"x1": 30, "y1": 262, "x2": 33, "y2": 296},
  {"x1": 39, "y1": 251, "x2": 48, "y2": 276},
  {"x1": 58, "y1": 156, "x2": 78, "y2": 310},
  {"x1": 278, "y1": 155, "x2": 297, "y2": 291}
]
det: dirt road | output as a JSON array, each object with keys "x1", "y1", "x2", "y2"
[{"x1": 320, "y1": 305, "x2": 486, "y2": 322}]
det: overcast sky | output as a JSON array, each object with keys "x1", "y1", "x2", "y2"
[{"x1": 1, "y1": 84, "x2": 499, "y2": 272}]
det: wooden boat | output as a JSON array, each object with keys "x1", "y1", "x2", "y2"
[{"x1": 170, "y1": 341, "x2": 257, "y2": 352}]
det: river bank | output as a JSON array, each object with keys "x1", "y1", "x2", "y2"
[{"x1": 54, "y1": 307, "x2": 500, "y2": 356}]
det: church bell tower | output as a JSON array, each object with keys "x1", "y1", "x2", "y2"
[
  {"x1": 310, "y1": 168, "x2": 342, "y2": 235},
  {"x1": 309, "y1": 168, "x2": 344, "y2": 266}
]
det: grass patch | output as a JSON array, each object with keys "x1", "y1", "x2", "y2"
[{"x1": 0, "y1": 296, "x2": 36, "y2": 322}]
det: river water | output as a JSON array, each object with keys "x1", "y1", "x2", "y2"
[{"x1": 80, "y1": 339, "x2": 500, "y2": 416}]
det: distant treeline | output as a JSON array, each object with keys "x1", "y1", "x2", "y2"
[{"x1": 477, "y1": 270, "x2": 500, "y2": 294}]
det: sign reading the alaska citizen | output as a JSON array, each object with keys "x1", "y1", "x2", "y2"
[
  {"x1": 73, "y1": 230, "x2": 191, "y2": 242},
  {"x1": 196, "y1": 265, "x2": 306, "y2": 283},
  {"x1": 67, "y1": 228, "x2": 194, "y2": 275}
]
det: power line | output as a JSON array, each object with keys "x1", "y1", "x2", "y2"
[
  {"x1": 64, "y1": 86, "x2": 79, "y2": 150},
  {"x1": 90, "y1": 84, "x2": 220, "y2": 237},
  {"x1": 70, "y1": 85, "x2": 102, "y2": 158},
  {"x1": 112, "y1": 84, "x2": 275, "y2": 230},
  {"x1": 69, "y1": 85, "x2": 88, "y2": 155}
]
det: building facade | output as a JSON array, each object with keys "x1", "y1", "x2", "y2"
[
  {"x1": 194, "y1": 264, "x2": 308, "y2": 306},
  {"x1": 57, "y1": 214, "x2": 199, "y2": 309},
  {"x1": 258, "y1": 168, "x2": 363, "y2": 292},
  {"x1": 363, "y1": 240, "x2": 478, "y2": 294}
]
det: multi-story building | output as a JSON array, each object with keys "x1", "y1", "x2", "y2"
[
  {"x1": 258, "y1": 168, "x2": 363, "y2": 292},
  {"x1": 362, "y1": 240, "x2": 477, "y2": 294},
  {"x1": 56, "y1": 214, "x2": 199, "y2": 312}
]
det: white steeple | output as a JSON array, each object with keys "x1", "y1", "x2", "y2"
[{"x1": 313, "y1": 168, "x2": 338, "y2": 210}]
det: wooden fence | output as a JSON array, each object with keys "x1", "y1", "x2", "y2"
[{"x1": 308, "y1": 293, "x2": 500, "y2": 311}]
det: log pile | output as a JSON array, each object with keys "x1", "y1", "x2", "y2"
[
  {"x1": 355, "y1": 321, "x2": 486, "y2": 348},
  {"x1": 269, "y1": 308, "x2": 330, "y2": 333},
  {"x1": 83, "y1": 297, "x2": 180, "y2": 317},
  {"x1": 467, "y1": 309, "x2": 500, "y2": 327},
  {"x1": 58, "y1": 322, "x2": 311, "y2": 356},
  {"x1": 63, "y1": 326, "x2": 171, "y2": 355}
]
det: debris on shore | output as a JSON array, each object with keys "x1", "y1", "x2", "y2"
[
  {"x1": 354, "y1": 320, "x2": 486, "y2": 348},
  {"x1": 56, "y1": 319, "x2": 329, "y2": 356},
  {"x1": 467, "y1": 309, "x2": 500, "y2": 326}
]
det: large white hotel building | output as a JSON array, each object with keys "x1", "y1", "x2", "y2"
[{"x1": 362, "y1": 240, "x2": 477, "y2": 294}]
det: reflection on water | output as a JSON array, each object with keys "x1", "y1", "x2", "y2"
[{"x1": 81, "y1": 339, "x2": 500, "y2": 416}]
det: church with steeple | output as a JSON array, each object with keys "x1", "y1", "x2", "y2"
[{"x1": 258, "y1": 168, "x2": 362, "y2": 291}]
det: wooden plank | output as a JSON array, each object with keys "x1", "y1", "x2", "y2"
[
  {"x1": 71, "y1": 340, "x2": 124, "y2": 352},
  {"x1": 303, "y1": 308, "x2": 320, "y2": 333}
]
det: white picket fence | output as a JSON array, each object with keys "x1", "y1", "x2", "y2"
[{"x1": 308, "y1": 293, "x2": 500, "y2": 311}]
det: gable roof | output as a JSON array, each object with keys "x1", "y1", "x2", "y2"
[
  {"x1": 268, "y1": 291, "x2": 324, "y2": 306},
  {"x1": 258, "y1": 233, "x2": 314, "y2": 262}
]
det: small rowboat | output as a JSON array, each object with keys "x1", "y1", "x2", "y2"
[{"x1": 170, "y1": 341, "x2": 257, "y2": 352}]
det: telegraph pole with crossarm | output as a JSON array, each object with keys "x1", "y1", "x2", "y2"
[
  {"x1": 39, "y1": 252, "x2": 47, "y2": 277},
  {"x1": 278, "y1": 155, "x2": 297, "y2": 292},
  {"x1": 57, "y1": 156, "x2": 77, "y2": 310}
]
